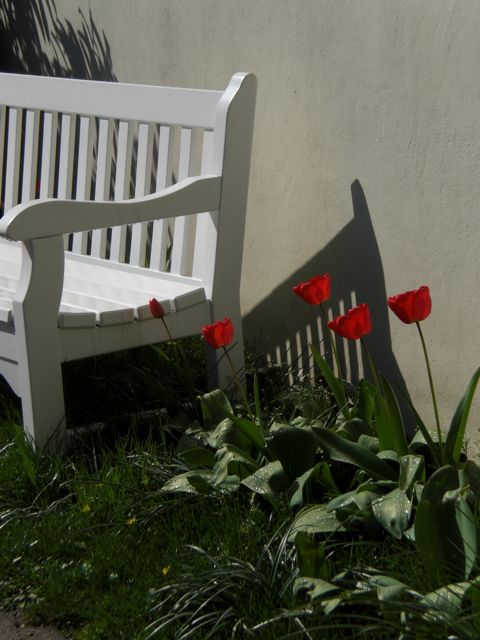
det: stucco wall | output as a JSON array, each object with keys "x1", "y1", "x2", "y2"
[{"x1": 3, "y1": 0, "x2": 480, "y2": 447}]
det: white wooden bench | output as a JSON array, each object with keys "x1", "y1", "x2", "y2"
[{"x1": 0, "y1": 71, "x2": 256, "y2": 448}]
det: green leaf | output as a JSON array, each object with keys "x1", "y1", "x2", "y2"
[
  {"x1": 414, "y1": 465, "x2": 472, "y2": 585},
  {"x1": 241, "y1": 460, "x2": 288, "y2": 504},
  {"x1": 198, "y1": 389, "x2": 233, "y2": 428},
  {"x1": 227, "y1": 413, "x2": 265, "y2": 451},
  {"x1": 312, "y1": 427, "x2": 397, "y2": 481},
  {"x1": 311, "y1": 344, "x2": 349, "y2": 420},
  {"x1": 445, "y1": 367, "x2": 480, "y2": 464},
  {"x1": 206, "y1": 418, "x2": 250, "y2": 450},
  {"x1": 293, "y1": 576, "x2": 341, "y2": 603},
  {"x1": 181, "y1": 447, "x2": 216, "y2": 469},
  {"x1": 289, "y1": 504, "x2": 344, "y2": 542},
  {"x1": 380, "y1": 374, "x2": 409, "y2": 455},
  {"x1": 290, "y1": 462, "x2": 339, "y2": 510},
  {"x1": 160, "y1": 470, "x2": 215, "y2": 495},
  {"x1": 371, "y1": 488, "x2": 411, "y2": 539},
  {"x1": 352, "y1": 378, "x2": 377, "y2": 423},
  {"x1": 336, "y1": 418, "x2": 373, "y2": 442},
  {"x1": 266, "y1": 426, "x2": 317, "y2": 482},
  {"x1": 213, "y1": 444, "x2": 259, "y2": 482},
  {"x1": 399, "y1": 455, "x2": 425, "y2": 494},
  {"x1": 295, "y1": 532, "x2": 328, "y2": 579}
]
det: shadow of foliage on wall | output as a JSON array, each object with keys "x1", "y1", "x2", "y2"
[{"x1": 0, "y1": 0, "x2": 116, "y2": 80}]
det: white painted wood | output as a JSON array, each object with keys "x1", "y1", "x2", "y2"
[
  {"x1": 91, "y1": 117, "x2": 113, "y2": 258},
  {"x1": 130, "y1": 122, "x2": 154, "y2": 267},
  {"x1": 0, "y1": 175, "x2": 221, "y2": 240},
  {"x1": 0, "y1": 106, "x2": 6, "y2": 212},
  {"x1": 170, "y1": 127, "x2": 203, "y2": 275},
  {"x1": 0, "y1": 72, "x2": 256, "y2": 448},
  {"x1": 110, "y1": 120, "x2": 134, "y2": 262},
  {"x1": 4, "y1": 107, "x2": 22, "y2": 213},
  {"x1": 150, "y1": 125, "x2": 175, "y2": 270},
  {"x1": 72, "y1": 115, "x2": 94, "y2": 254},
  {"x1": 39, "y1": 112, "x2": 58, "y2": 200},
  {"x1": 0, "y1": 72, "x2": 222, "y2": 129},
  {"x1": 21, "y1": 110, "x2": 40, "y2": 203}
]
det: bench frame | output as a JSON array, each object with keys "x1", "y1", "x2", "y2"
[{"x1": 0, "y1": 72, "x2": 257, "y2": 447}]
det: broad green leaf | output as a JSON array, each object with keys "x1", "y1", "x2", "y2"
[
  {"x1": 293, "y1": 576, "x2": 341, "y2": 603},
  {"x1": 198, "y1": 389, "x2": 233, "y2": 428},
  {"x1": 421, "y1": 580, "x2": 476, "y2": 617},
  {"x1": 241, "y1": 460, "x2": 288, "y2": 503},
  {"x1": 289, "y1": 504, "x2": 344, "y2": 542},
  {"x1": 445, "y1": 367, "x2": 480, "y2": 464},
  {"x1": 227, "y1": 413, "x2": 265, "y2": 451},
  {"x1": 455, "y1": 471, "x2": 477, "y2": 579},
  {"x1": 160, "y1": 470, "x2": 214, "y2": 495},
  {"x1": 414, "y1": 465, "x2": 471, "y2": 585},
  {"x1": 312, "y1": 427, "x2": 397, "y2": 481},
  {"x1": 399, "y1": 455, "x2": 425, "y2": 494},
  {"x1": 311, "y1": 344, "x2": 349, "y2": 420},
  {"x1": 336, "y1": 418, "x2": 373, "y2": 442},
  {"x1": 206, "y1": 418, "x2": 250, "y2": 450},
  {"x1": 357, "y1": 434, "x2": 380, "y2": 453},
  {"x1": 352, "y1": 378, "x2": 377, "y2": 424},
  {"x1": 290, "y1": 462, "x2": 339, "y2": 510},
  {"x1": 380, "y1": 374, "x2": 409, "y2": 455},
  {"x1": 213, "y1": 444, "x2": 259, "y2": 482},
  {"x1": 266, "y1": 426, "x2": 317, "y2": 482},
  {"x1": 371, "y1": 488, "x2": 411, "y2": 539},
  {"x1": 181, "y1": 447, "x2": 216, "y2": 469},
  {"x1": 295, "y1": 532, "x2": 328, "y2": 579}
]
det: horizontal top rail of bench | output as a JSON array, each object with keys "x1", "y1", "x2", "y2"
[{"x1": 0, "y1": 73, "x2": 223, "y2": 128}]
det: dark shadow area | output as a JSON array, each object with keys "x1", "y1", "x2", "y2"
[
  {"x1": 244, "y1": 180, "x2": 404, "y2": 391},
  {"x1": 0, "y1": 0, "x2": 116, "y2": 80}
]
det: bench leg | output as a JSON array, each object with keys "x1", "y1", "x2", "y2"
[
  {"x1": 19, "y1": 356, "x2": 66, "y2": 450},
  {"x1": 14, "y1": 236, "x2": 66, "y2": 450}
]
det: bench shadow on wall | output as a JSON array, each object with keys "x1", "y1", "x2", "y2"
[
  {"x1": 244, "y1": 180, "x2": 405, "y2": 394},
  {"x1": 0, "y1": 0, "x2": 116, "y2": 80}
]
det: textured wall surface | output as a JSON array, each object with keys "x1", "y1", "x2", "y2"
[{"x1": 3, "y1": 0, "x2": 480, "y2": 446}]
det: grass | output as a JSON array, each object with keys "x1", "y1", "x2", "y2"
[{"x1": 0, "y1": 346, "x2": 479, "y2": 638}]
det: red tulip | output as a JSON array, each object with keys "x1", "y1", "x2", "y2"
[
  {"x1": 202, "y1": 317, "x2": 234, "y2": 349},
  {"x1": 387, "y1": 286, "x2": 431, "y2": 324},
  {"x1": 328, "y1": 303, "x2": 372, "y2": 340},
  {"x1": 149, "y1": 298, "x2": 166, "y2": 318},
  {"x1": 293, "y1": 274, "x2": 331, "y2": 305}
]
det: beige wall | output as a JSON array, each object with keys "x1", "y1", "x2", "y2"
[{"x1": 7, "y1": 0, "x2": 480, "y2": 446}]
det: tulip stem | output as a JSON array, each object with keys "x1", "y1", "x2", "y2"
[
  {"x1": 223, "y1": 346, "x2": 254, "y2": 420},
  {"x1": 416, "y1": 321, "x2": 443, "y2": 452},
  {"x1": 360, "y1": 338, "x2": 381, "y2": 392},
  {"x1": 161, "y1": 317, "x2": 173, "y2": 343},
  {"x1": 320, "y1": 305, "x2": 344, "y2": 380}
]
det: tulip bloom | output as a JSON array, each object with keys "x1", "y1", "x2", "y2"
[
  {"x1": 149, "y1": 298, "x2": 166, "y2": 318},
  {"x1": 328, "y1": 303, "x2": 372, "y2": 340},
  {"x1": 293, "y1": 274, "x2": 331, "y2": 305},
  {"x1": 387, "y1": 286, "x2": 431, "y2": 324},
  {"x1": 202, "y1": 317, "x2": 234, "y2": 349}
]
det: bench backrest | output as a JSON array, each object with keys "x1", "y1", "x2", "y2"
[{"x1": 0, "y1": 72, "x2": 256, "y2": 293}]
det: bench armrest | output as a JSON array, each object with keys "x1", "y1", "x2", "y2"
[{"x1": 0, "y1": 175, "x2": 221, "y2": 242}]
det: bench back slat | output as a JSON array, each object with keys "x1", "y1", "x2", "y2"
[
  {"x1": 91, "y1": 117, "x2": 113, "y2": 258},
  {"x1": 21, "y1": 110, "x2": 40, "y2": 203},
  {"x1": 4, "y1": 107, "x2": 22, "y2": 212},
  {"x1": 39, "y1": 111, "x2": 57, "y2": 200}
]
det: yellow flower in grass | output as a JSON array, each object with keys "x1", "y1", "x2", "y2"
[
  {"x1": 162, "y1": 565, "x2": 171, "y2": 577},
  {"x1": 126, "y1": 516, "x2": 137, "y2": 526},
  {"x1": 81, "y1": 504, "x2": 91, "y2": 513}
]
